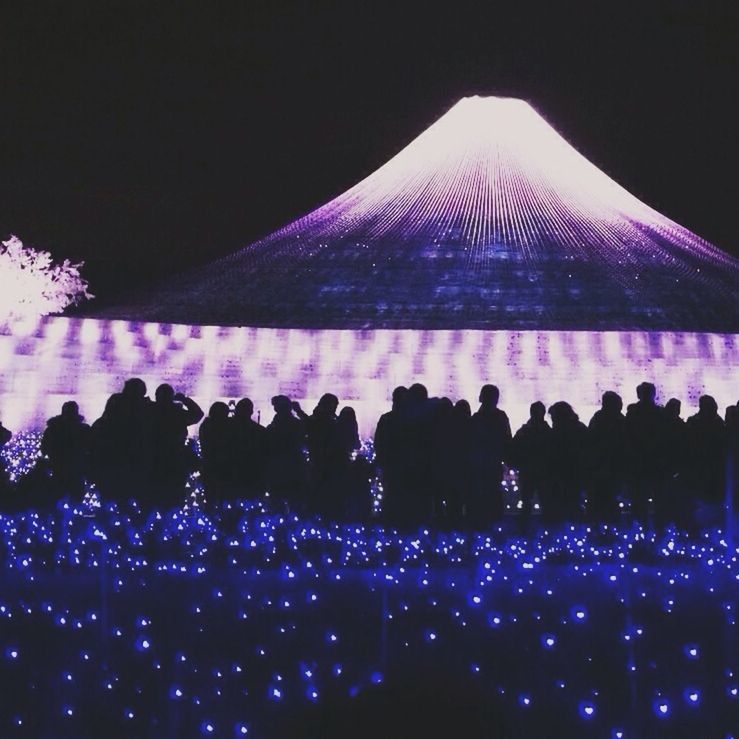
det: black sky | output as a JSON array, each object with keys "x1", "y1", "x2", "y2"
[{"x1": 1, "y1": 0, "x2": 737, "y2": 306}]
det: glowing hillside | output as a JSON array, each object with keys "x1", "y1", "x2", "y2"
[{"x1": 102, "y1": 96, "x2": 739, "y2": 330}]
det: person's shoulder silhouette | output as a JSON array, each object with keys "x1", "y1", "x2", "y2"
[{"x1": 0, "y1": 420, "x2": 12, "y2": 448}]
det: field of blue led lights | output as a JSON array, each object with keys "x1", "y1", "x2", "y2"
[{"x1": 0, "y1": 499, "x2": 736, "y2": 738}]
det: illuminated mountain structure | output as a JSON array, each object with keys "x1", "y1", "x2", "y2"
[{"x1": 108, "y1": 97, "x2": 739, "y2": 330}]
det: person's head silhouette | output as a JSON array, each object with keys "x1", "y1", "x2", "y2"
[
  {"x1": 123, "y1": 377, "x2": 147, "y2": 399},
  {"x1": 61, "y1": 400, "x2": 82, "y2": 420},
  {"x1": 454, "y1": 399, "x2": 471, "y2": 419},
  {"x1": 315, "y1": 393, "x2": 339, "y2": 416},
  {"x1": 665, "y1": 398, "x2": 681, "y2": 419},
  {"x1": 271, "y1": 395, "x2": 292, "y2": 415},
  {"x1": 636, "y1": 382, "x2": 656, "y2": 404},
  {"x1": 391, "y1": 386, "x2": 409, "y2": 410},
  {"x1": 529, "y1": 401, "x2": 546, "y2": 421},
  {"x1": 602, "y1": 391, "x2": 623, "y2": 414},
  {"x1": 207, "y1": 401, "x2": 229, "y2": 422},
  {"x1": 155, "y1": 383, "x2": 175, "y2": 404},
  {"x1": 698, "y1": 394, "x2": 718, "y2": 415},
  {"x1": 235, "y1": 398, "x2": 254, "y2": 420},
  {"x1": 549, "y1": 400, "x2": 577, "y2": 427},
  {"x1": 479, "y1": 384, "x2": 500, "y2": 408}
]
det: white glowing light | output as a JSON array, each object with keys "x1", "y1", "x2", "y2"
[{"x1": 0, "y1": 236, "x2": 92, "y2": 322}]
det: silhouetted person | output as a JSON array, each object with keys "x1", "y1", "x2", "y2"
[
  {"x1": 625, "y1": 382, "x2": 668, "y2": 521},
  {"x1": 0, "y1": 420, "x2": 12, "y2": 493},
  {"x1": 726, "y1": 403, "x2": 739, "y2": 434},
  {"x1": 337, "y1": 406, "x2": 360, "y2": 458},
  {"x1": 664, "y1": 397, "x2": 690, "y2": 526},
  {"x1": 664, "y1": 397, "x2": 685, "y2": 456},
  {"x1": 726, "y1": 403, "x2": 739, "y2": 512},
  {"x1": 299, "y1": 393, "x2": 344, "y2": 517},
  {"x1": 199, "y1": 402, "x2": 234, "y2": 504},
  {"x1": 232, "y1": 398, "x2": 268, "y2": 498},
  {"x1": 512, "y1": 401, "x2": 552, "y2": 518},
  {"x1": 428, "y1": 397, "x2": 456, "y2": 521},
  {"x1": 587, "y1": 391, "x2": 626, "y2": 520},
  {"x1": 445, "y1": 399, "x2": 472, "y2": 523},
  {"x1": 374, "y1": 387, "x2": 410, "y2": 524},
  {"x1": 402, "y1": 383, "x2": 436, "y2": 522},
  {"x1": 685, "y1": 395, "x2": 726, "y2": 506},
  {"x1": 115, "y1": 378, "x2": 156, "y2": 500},
  {"x1": 469, "y1": 385, "x2": 511, "y2": 523},
  {"x1": 149, "y1": 384, "x2": 204, "y2": 506},
  {"x1": 337, "y1": 406, "x2": 368, "y2": 520},
  {"x1": 548, "y1": 401, "x2": 588, "y2": 520},
  {"x1": 265, "y1": 395, "x2": 308, "y2": 510},
  {"x1": 41, "y1": 401, "x2": 90, "y2": 500},
  {"x1": 89, "y1": 394, "x2": 128, "y2": 502}
]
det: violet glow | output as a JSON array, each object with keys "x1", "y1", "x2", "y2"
[
  {"x1": 0, "y1": 316, "x2": 737, "y2": 436},
  {"x1": 101, "y1": 96, "x2": 739, "y2": 330}
]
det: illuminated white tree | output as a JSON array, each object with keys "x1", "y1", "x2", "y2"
[{"x1": 0, "y1": 235, "x2": 93, "y2": 321}]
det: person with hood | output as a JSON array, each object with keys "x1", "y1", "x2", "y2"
[{"x1": 41, "y1": 401, "x2": 91, "y2": 500}]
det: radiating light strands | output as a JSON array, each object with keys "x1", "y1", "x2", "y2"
[{"x1": 100, "y1": 96, "x2": 739, "y2": 330}]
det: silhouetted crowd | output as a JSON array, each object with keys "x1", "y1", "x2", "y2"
[
  {"x1": 1, "y1": 379, "x2": 738, "y2": 529},
  {"x1": 375, "y1": 382, "x2": 738, "y2": 528}
]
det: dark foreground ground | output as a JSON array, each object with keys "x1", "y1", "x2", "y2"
[{"x1": 0, "y1": 500, "x2": 736, "y2": 738}]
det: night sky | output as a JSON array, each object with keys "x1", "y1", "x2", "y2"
[{"x1": 2, "y1": 1, "x2": 737, "y2": 307}]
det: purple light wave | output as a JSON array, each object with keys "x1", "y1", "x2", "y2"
[{"x1": 1, "y1": 317, "x2": 737, "y2": 435}]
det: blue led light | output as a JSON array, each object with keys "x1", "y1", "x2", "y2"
[
  {"x1": 0, "y1": 495, "x2": 734, "y2": 735},
  {"x1": 684, "y1": 688, "x2": 701, "y2": 705},
  {"x1": 579, "y1": 701, "x2": 596, "y2": 719},
  {"x1": 653, "y1": 699, "x2": 670, "y2": 718},
  {"x1": 541, "y1": 634, "x2": 556, "y2": 649}
]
